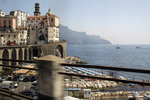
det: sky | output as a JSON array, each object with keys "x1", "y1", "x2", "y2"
[{"x1": 0, "y1": 0, "x2": 150, "y2": 44}]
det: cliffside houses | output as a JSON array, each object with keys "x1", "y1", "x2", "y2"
[
  {"x1": 27, "y1": 3, "x2": 59, "y2": 44},
  {"x1": 0, "y1": 3, "x2": 59, "y2": 46},
  {"x1": 0, "y1": 11, "x2": 28, "y2": 45}
]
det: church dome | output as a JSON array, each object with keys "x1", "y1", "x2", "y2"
[{"x1": 46, "y1": 9, "x2": 52, "y2": 16}]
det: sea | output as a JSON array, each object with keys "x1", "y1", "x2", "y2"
[{"x1": 66, "y1": 44, "x2": 150, "y2": 81}]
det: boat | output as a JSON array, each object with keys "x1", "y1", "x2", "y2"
[
  {"x1": 116, "y1": 46, "x2": 120, "y2": 49},
  {"x1": 136, "y1": 46, "x2": 141, "y2": 49}
]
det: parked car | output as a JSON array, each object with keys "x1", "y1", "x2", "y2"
[
  {"x1": 30, "y1": 85, "x2": 38, "y2": 91},
  {"x1": 1, "y1": 85, "x2": 14, "y2": 91},
  {"x1": 23, "y1": 76, "x2": 30, "y2": 82},
  {"x1": 2, "y1": 76, "x2": 7, "y2": 81},
  {"x1": 23, "y1": 76, "x2": 37, "y2": 82},
  {"x1": 1, "y1": 81, "x2": 15, "y2": 91},
  {"x1": 13, "y1": 75, "x2": 19, "y2": 81},
  {"x1": 7, "y1": 76, "x2": 13, "y2": 81},
  {"x1": 30, "y1": 76, "x2": 37, "y2": 82},
  {"x1": 19, "y1": 90, "x2": 36, "y2": 97},
  {"x1": 13, "y1": 81, "x2": 19, "y2": 88},
  {"x1": 1, "y1": 81, "x2": 13, "y2": 86},
  {"x1": 19, "y1": 75, "x2": 25, "y2": 81}
]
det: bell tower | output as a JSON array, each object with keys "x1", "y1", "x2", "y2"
[{"x1": 34, "y1": 3, "x2": 41, "y2": 16}]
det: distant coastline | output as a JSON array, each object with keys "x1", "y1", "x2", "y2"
[{"x1": 60, "y1": 24, "x2": 111, "y2": 45}]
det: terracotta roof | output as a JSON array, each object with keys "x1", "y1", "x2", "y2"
[
  {"x1": 27, "y1": 14, "x2": 59, "y2": 21},
  {"x1": 28, "y1": 15, "x2": 45, "y2": 18},
  {"x1": 0, "y1": 15, "x2": 16, "y2": 18},
  {"x1": 28, "y1": 14, "x2": 58, "y2": 18}
]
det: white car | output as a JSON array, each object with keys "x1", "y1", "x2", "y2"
[
  {"x1": 13, "y1": 82, "x2": 19, "y2": 88},
  {"x1": 19, "y1": 75, "x2": 25, "y2": 81},
  {"x1": 1, "y1": 85, "x2": 14, "y2": 91}
]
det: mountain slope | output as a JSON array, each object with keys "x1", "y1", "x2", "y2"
[{"x1": 59, "y1": 24, "x2": 111, "y2": 44}]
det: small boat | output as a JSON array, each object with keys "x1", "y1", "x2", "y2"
[
  {"x1": 116, "y1": 46, "x2": 120, "y2": 49},
  {"x1": 136, "y1": 46, "x2": 141, "y2": 49}
]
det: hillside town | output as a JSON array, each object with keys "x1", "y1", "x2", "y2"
[
  {"x1": 0, "y1": 3, "x2": 59, "y2": 46},
  {"x1": 0, "y1": 2, "x2": 63, "y2": 99},
  {"x1": 0, "y1": 2, "x2": 150, "y2": 100}
]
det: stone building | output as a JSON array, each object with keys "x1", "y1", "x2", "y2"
[
  {"x1": 0, "y1": 15, "x2": 16, "y2": 31},
  {"x1": 27, "y1": 3, "x2": 59, "y2": 44},
  {"x1": 0, "y1": 3, "x2": 60, "y2": 46},
  {"x1": 0, "y1": 29, "x2": 27, "y2": 45},
  {"x1": 0, "y1": 10, "x2": 27, "y2": 45},
  {"x1": 10, "y1": 10, "x2": 26, "y2": 27},
  {"x1": 34, "y1": 3, "x2": 41, "y2": 16},
  {"x1": 0, "y1": 10, "x2": 5, "y2": 17}
]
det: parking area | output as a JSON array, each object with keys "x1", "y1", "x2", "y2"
[
  {"x1": 14, "y1": 82, "x2": 32, "y2": 93},
  {"x1": 0, "y1": 74, "x2": 38, "y2": 99}
]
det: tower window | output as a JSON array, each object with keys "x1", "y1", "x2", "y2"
[{"x1": 51, "y1": 18, "x2": 53, "y2": 22}]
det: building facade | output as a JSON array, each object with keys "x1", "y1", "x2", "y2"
[
  {"x1": 34, "y1": 3, "x2": 41, "y2": 16},
  {"x1": 10, "y1": 10, "x2": 26, "y2": 27},
  {"x1": 0, "y1": 15, "x2": 16, "y2": 30},
  {"x1": 0, "y1": 3, "x2": 60, "y2": 46},
  {"x1": 27, "y1": 3, "x2": 60, "y2": 44},
  {"x1": 0, "y1": 10, "x2": 27, "y2": 45},
  {"x1": 0, "y1": 10, "x2": 5, "y2": 17},
  {"x1": 0, "y1": 30, "x2": 27, "y2": 45}
]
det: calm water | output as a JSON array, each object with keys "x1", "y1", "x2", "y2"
[{"x1": 67, "y1": 44, "x2": 150, "y2": 81}]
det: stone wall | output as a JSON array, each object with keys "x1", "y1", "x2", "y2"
[{"x1": 0, "y1": 41, "x2": 67, "y2": 71}]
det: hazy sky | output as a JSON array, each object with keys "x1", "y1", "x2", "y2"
[{"x1": 0, "y1": 0, "x2": 150, "y2": 44}]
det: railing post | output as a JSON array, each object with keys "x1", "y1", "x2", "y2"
[{"x1": 35, "y1": 55, "x2": 64, "y2": 100}]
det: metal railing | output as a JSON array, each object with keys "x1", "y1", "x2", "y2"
[
  {"x1": 0, "y1": 88, "x2": 35, "y2": 100},
  {"x1": 59, "y1": 72, "x2": 150, "y2": 86},
  {"x1": 1, "y1": 58, "x2": 150, "y2": 74},
  {"x1": 0, "y1": 58, "x2": 150, "y2": 85},
  {"x1": 0, "y1": 58, "x2": 150, "y2": 99},
  {"x1": 61, "y1": 63, "x2": 150, "y2": 74}
]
